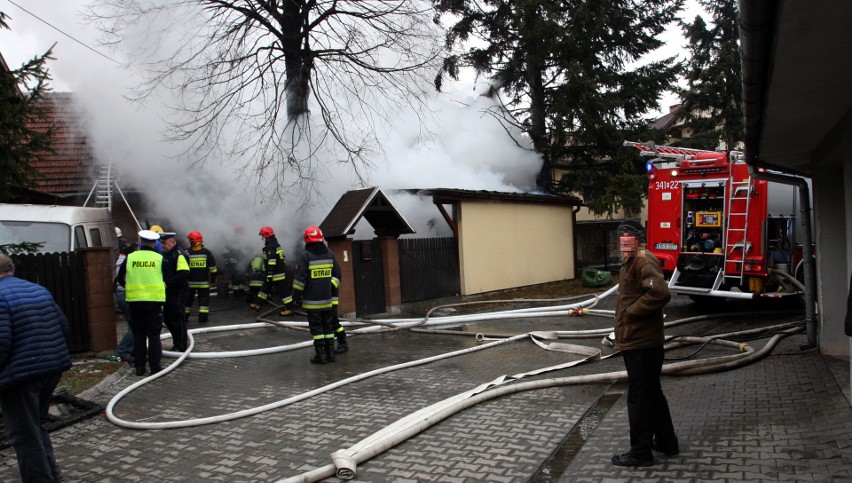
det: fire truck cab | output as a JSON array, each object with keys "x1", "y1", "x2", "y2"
[{"x1": 625, "y1": 141, "x2": 806, "y2": 300}]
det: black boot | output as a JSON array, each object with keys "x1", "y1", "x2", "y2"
[
  {"x1": 335, "y1": 331, "x2": 349, "y2": 354},
  {"x1": 310, "y1": 340, "x2": 327, "y2": 364},
  {"x1": 325, "y1": 339, "x2": 336, "y2": 362}
]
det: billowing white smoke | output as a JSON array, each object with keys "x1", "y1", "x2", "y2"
[{"x1": 1, "y1": 1, "x2": 541, "y2": 260}]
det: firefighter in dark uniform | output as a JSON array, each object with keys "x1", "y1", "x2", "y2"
[
  {"x1": 160, "y1": 232, "x2": 190, "y2": 352},
  {"x1": 291, "y1": 226, "x2": 342, "y2": 364},
  {"x1": 117, "y1": 230, "x2": 168, "y2": 376},
  {"x1": 185, "y1": 230, "x2": 217, "y2": 324},
  {"x1": 246, "y1": 253, "x2": 265, "y2": 304},
  {"x1": 252, "y1": 226, "x2": 295, "y2": 316},
  {"x1": 330, "y1": 284, "x2": 349, "y2": 353}
]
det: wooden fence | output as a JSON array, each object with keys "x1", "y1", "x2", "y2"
[
  {"x1": 399, "y1": 237, "x2": 460, "y2": 303},
  {"x1": 10, "y1": 252, "x2": 91, "y2": 353}
]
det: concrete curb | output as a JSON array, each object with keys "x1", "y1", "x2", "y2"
[{"x1": 77, "y1": 364, "x2": 132, "y2": 402}]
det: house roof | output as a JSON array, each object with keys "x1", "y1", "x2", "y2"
[
  {"x1": 740, "y1": 0, "x2": 852, "y2": 175},
  {"x1": 27, "y1": 92, "x2": 97, "y2": 196},
  {"x1": 320, "y1": 187, "x2": 415, "y2": 239},
  {"x1": 0, "y1": 51, "x2": 24, "y2": 98},
  {"x1": 421, "y1": 188, "x2": 582, "y2": 206},
  {"x1": 649, "y1": 108, "x2": 680, "y2": 131}
]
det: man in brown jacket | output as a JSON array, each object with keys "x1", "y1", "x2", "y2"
[{"x1": 611, "y1": 219, "x2": 678, "y2": 467}]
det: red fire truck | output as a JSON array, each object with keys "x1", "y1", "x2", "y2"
[{"x1": 624, "y1": 141, "x2": 807, "y2": 301}]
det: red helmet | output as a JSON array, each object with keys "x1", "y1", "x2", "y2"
[
  {"x1": 259, "y1": 226, "x2": 275, "y2": 239},
  {"x1": 303, "y1": 225, "x2": 324, "y2": 243},
  {"x1": 187, "y1": 230, "x2": 203, "y2": 243}
]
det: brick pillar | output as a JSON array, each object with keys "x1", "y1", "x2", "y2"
[
  {"x1": 327, "y1": 238, "x2": 356, "y2": 317},
  {"x1": 79, "y1": 248, "x2": 117, "y2": 352},
  {"x1": 378, "y1": 236, "x2": 401, "y2": 314}
]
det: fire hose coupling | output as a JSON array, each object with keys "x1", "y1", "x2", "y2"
[
  {"x1": 739, "y1": 342, "x2": 749, "y2": 352},
  {"x1": 567, "y1": 308, "x2": 586, "y2": 316},
  {"x1": 476, "y1": 333, "x2": 506, "y2": 342}
]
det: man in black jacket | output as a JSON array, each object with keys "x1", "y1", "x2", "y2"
[
  {"x1": 611, "y1": 219, "x2": 677, "y2": 467},
  {"x1": 291, "y1": 226, "x2": 342, "y2": 364},
  {"x1": 160, "y1": 232, "x2": 190, "y2": 352},
  {"x1": 185, "y1": 230, "x2": 217, "y2": 324},
  {"x1": 253, "y1": 226, "x2": 295, "y2": 316}
]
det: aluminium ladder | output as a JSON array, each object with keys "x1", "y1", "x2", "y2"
[{"x1": 724, "y1": 173, "x2": 754, "y2": 285}]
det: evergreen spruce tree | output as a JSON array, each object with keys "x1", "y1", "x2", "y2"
[
  {"x1": 0, "y1": 12, "x2": 55, "y2": 202},
  {"x1": 434, "y1": 0, "x2": 682, "y2": 215},
  {"x1": 679, "y1": 0, "x2": 742, "y2": 150}
]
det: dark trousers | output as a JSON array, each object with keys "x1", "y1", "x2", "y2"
[
  {"x1": 164, "y1": 292, "x2": 188, "y2": 351},
  {"x1": 307, "y1": 310, "x2": 334, "y2": 341},
  {"x1": 256, "y1": 280, "x2": 292, "y2": 307},
  {"x1": 331, "y1": 306, "x2": 345, "y2": 338},
  {"x1": 622, "y1": 347, "x2": 676, "y2": 459},
  {"x1": 0, "y1": 372, "x2": 64, "y2": 482},
  {"x1": 129, "y1": 302, "x2": 164, "y2": 372},
  {"x1": 185, "y1": 287, "x2": 211, "y2": 322},
  {"x1": 115, "y1": 289, "x2": 134, "y2": 357}
]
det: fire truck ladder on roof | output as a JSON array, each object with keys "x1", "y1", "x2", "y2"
[
  {"x1": 724, "y1": 173, "x2": 754, "y2": 285},
  {"x1": 623, "y1": 140, "x2": 723, "y2": 160}
]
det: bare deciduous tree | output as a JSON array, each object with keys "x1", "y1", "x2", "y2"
[{"x1": 88, "y1": 0, "x2": 443, "y2": 201}]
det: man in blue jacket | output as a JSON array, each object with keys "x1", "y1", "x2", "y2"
[{"x1": 0, "y1": 253, "x2": 72, "y2": 482}]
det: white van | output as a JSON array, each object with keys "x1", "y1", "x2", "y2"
[{"x1": 0, "y1": 204, "x2": 118, "y2": 253}]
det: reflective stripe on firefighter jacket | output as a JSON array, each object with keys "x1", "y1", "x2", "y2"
[
  {"x1": 187, "y1": 246, "x2": 217, "y2": 289},
  {"x1": 262, "y1": 236, "x2": 287, "y2": 282},
  {"x1": 125, "y1": 248, "x2": 166, "y2": 302},
  {"x1": 292, "y1": 243, "x2": 341, "y2": 311}
]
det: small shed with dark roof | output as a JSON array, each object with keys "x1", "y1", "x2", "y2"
[
  {"x1": 417, "y1": 188, "x2": 582, "y2": 296},
  {"x1": 320, "y1": 187, "x2": 413, "y2": 317},
  {"x1": 322, "y1": 186, "x2": 583, "y2": 318},
  {"x1": 320, "y1": 187, "x2": 414, "y2": 239}
]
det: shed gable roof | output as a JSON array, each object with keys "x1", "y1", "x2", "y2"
[
  {"x1": 320, "y1": 187, "x2": 414, "y2": 238},
  {"x1": 422, "y1": 188, "x2": 582, "y2": 206}
]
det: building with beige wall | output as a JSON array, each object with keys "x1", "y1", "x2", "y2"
[{"x1": 425, "y1": 189, "x2": 581, "y2": 296}]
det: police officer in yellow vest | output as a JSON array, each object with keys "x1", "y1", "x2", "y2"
[{"x1": 117, "y1": 230, "x2": 169, "y2": 376}]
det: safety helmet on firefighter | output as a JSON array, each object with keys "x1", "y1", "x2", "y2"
[
  {"x1": 303, "y1": 225, "x2": 324, "y2": 243},
  {"x1": 187, "y1": 230, "x2": 203, "y2": 243},
  {"x1": 149, "y1": 225, "x2": 164, "y2": 233},
  {"x1": 259, "y1": 226, "x2": 275, "y2": 239},
  {"x1": 617, "y1": 219, "x2": 645, "y2": 244}
]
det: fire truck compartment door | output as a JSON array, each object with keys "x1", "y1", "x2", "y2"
[{"x1": 681, "y1": 180, "x2": 725, "y2": 188}]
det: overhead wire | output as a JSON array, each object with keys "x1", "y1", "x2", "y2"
[{"x1": 4, "y1": 0, "x2": 122, "y2": 65}]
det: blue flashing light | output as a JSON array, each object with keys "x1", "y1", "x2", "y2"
[{"x1": 645, "y1": 160, "x2": 654, "y2": 172}]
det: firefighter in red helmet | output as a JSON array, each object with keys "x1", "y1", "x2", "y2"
[
  {"x1": 184, "y1": 230, "x2": 217, "y2": 324},
  {"x1": 291, "y1": 225, "x2": 343, "y2": 364},
  {"x1": 252, "y1": 226, "x2": 295, "y2": 315}
]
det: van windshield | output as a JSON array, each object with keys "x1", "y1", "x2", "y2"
[{"x1": 0, "y1": 221, "x2": 71, "y2": 253}]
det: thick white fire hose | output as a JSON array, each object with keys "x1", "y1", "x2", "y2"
[
  {"x1": 280, "y1": 324, "x2": 802, "y2": 482},
  {"x1": 106, "y1": 282, "x2": 804, "y2": 482}
]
